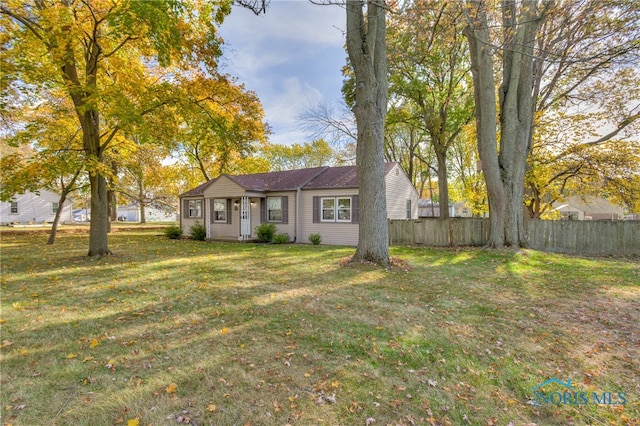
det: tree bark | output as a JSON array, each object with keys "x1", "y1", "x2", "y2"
[
  {"x1": 435, "y1": 148, "x2": 449, "y2": 219},
  {"x1": 464, "y1": 0, "x2": 543, "y2": 248},
  {"x1": 57, "y1": 17, "x2": 112, "y2": 256},
  {"x1": 47, "y1": 172, "x2": 80, "y2": 245},
  {"x1": 464, "y1": 4, "x2": 505, "y2": 247},
  {"x1": 47, "y1": 193, "x2": 66, "y2": 245},
  {"x1": 346, "y1": 0, "x2": 390, "y2": 267},
  {"x1": 78, "y1": 108, "x2": 111, "y2": 256}
]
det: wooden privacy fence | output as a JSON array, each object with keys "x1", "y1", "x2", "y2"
[{"x1": 388, "y1": 218, "x2": 640, "y2": 256}]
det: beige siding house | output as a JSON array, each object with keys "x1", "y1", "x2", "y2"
[{"x1": 179, "y1": 163, "x2": 419, "y2": 245}]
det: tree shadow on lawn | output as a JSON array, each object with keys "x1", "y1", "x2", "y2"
[{"x1": 2, "y1": 234, "x2": 638, "y2": 425}]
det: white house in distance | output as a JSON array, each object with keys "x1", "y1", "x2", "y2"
[
  {"x1": 179, "y1": 162, "x2": 419, "y2": 245},
  {"x1": 0, "y1": 190, "x2": 73, "y2": 225},
  {"x1": 116, "y1": 202, "x2": 178, "y2": 222},
  {"x1": 552, "y1": 195, "x2": 625, "y2": 220}
]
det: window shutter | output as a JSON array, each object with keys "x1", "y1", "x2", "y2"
[
  {"x1": 226, "y1": 199, "x2": 232, "y2": 224},
  {"x1": 313, "y1": 196, "x2": 320, "y2": 223},
  {"x1": 260, "y1": 198, "x2": 266, "y2": 223},
  {"x1": 210, "y1": 199, "x2": 215, "y2": 223},
  {"x1": 352, "y1": 195, "x2": 359, "y2": 224},
  {"x1": 183, "y1": 199, "x2": 189, "y2": 218},
  {"x1": 282, "y1": 196, "x2": 288, "y2": 224}
]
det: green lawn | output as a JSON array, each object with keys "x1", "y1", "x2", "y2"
[{"x1": 1, "y1": 231, "x2": 638, "y2": 425}]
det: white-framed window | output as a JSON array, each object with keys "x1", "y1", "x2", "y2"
[
  {"x1": 321, "y1": 197, "x2": 335, "y2": 222},
  {"x1": 321, "y1": 197, "x2": 351, "y2": 222},
  {"x1": 188, "y1": 199, "x2": 202, "y2": 218},
  {"x1": 52, "y1": 202, "x2": 59, "y2": 214},
  {"x1": 213, "y1": 199, "x2": 226, "y2": 222},
  {"x1": 267, "y1": 197, "x2": 283, "y2": 222},
  {"x1": 10, "y1": 201, "x2": 18, "y2": 214},
  {"x1": 336, "y1": 197, "x2": 351, "y2": 222}
]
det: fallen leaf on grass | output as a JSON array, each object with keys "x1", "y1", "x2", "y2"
[
  {"x1": 66, "y1": 353, "x2": 78, "y2": 359},
  {"x1": 126, "y1": 419, "x2": 139, "y2": 426},
  {"x1": 206, "y1": 404, "x2": 217, "y2": 413},
  {"x1": 165, "y1": 383, "x2": 177, "y2": 394}
]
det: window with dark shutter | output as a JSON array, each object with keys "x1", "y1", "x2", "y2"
[
  {"x1": 281, "y1": 196, "x2": 288, "y2": 224},
  {"x1": 226, "y1": 199, "x2": 232, "y2": 224},
  {"x1": 213, "y1": 199, "x2": 226, "y2": 222},
  {"x1": 260, "y1": 198, "x2": 266, "y2": 223},
  {"x1": 312, "y1": 196, "x2": 320, "y2": 223}
]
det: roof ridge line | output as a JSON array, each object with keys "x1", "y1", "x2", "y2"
[{"x1": 296, "y1": 165, "x2": 331, "y2": 189}]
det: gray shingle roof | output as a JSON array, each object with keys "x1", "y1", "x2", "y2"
[
  {"x1": 180, "y1": 163, "x2": 398, "y2": 197},
  {"x1": 227, "y1": 166, "x2": 329, "y2": 191}
]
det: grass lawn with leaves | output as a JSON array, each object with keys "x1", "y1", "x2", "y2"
[{"x1": 1, "y1": 230, "x2": 638, "y2": 425}]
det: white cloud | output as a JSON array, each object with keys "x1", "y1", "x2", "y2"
[{"x1": 219, "y1": 1, "x2": 347, "y2": 146}]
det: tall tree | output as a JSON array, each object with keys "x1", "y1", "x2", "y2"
[
  {"x1": 1, "y1": 0, "x2": 233, "y2": 256},
  {"x1": 0, "y1": 97, "x2": 86, "y2": 244},
  {"x1": 384, "y1": 103, "x2": 433, "y2": 195},
  {"x1": 346, "y1": 0, "x2": 390, "y2": 266},
  {"x1": 464, "y1": 0, "x2": 639, "y2": 247},
  {"x1": 172, "y1": 73, "x2": 268, "y2": 181},
  {"x1": 242, "y1": 0, "x2": 391, "y2": 265},
  {"x1": 388, "y1": 0, "x2": 474, "y2": 219},
  {"x1": 463, "y1": 0, "x2": 549, "y2": 248}
]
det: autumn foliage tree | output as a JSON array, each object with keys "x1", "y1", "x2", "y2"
[
  {"x1": 1, "y1": 0, "x2": 235, "y2": 256},
  {"x1": 387, "y1": 0, "x2": 474, "y2": 219},
  {"x1": 263, "y1": 139, "x2": 336, "y2": 171}
]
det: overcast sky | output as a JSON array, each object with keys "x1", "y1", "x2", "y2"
[{"x1": 219, "y1": 0, "x2": 347, "y2": 145}]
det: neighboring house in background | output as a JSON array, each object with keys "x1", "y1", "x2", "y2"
[
  {"x1": 418, "y1": 200, "x2": 473, "y2": 218},
  {"x1": 552, "y1": 195, "x2": 625, "y2": 220},
  {"x1": 179, "y1": 162, "x2": 419, "y2": 245},
  {"x1": 116, "y1": 203, "x2": 178, "y2": 222},
  {"x1": 0, "y1": 190, "x2": 73, "y2": 225}
]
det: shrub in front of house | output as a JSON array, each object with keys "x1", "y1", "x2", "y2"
[
  {"x1": 189, "y1": 221, "x2": 206, "y2": 241},
  {"x1": 256, "y1": 222, "x2": 277, "y2": 243},
  {"x1": 308, "y1": 233, "x2": 322, "y2": 245},
  {"x1": 164, "y1": 224, "x2": 183, "y2": 240},
  {"x1": 272, "y1": 232, "x2": 290, "y2": 244}
]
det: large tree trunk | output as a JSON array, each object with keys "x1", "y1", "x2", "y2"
[
  {"x1": 87, "y1": 161, "x2": 112, "y2": 256},
  {"x1": 464, "y1": 0, "x2": 543, "y2": 248},
  {"x1": 346, "y1": 0, "x2": 390, "y2": 267},
  {"x1": 59, "y1": 29, "x2": 112, "y2": 256},
  {"x1": 435, "y1": 149, "x2": 449, "y2": 219},
  {"x1": 81, "y1": 111, "x2": 112, "y2": 256},
  {"x1": 464, "y1": 5, "x2": 505, "y2": 247},
  {"x1": 138, "y1": 177, "x2": 147, "y2": 224}
]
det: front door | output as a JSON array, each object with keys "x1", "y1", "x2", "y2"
[{"x1": 240, "y1": 196, "x2": 251, "y2": 240}]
